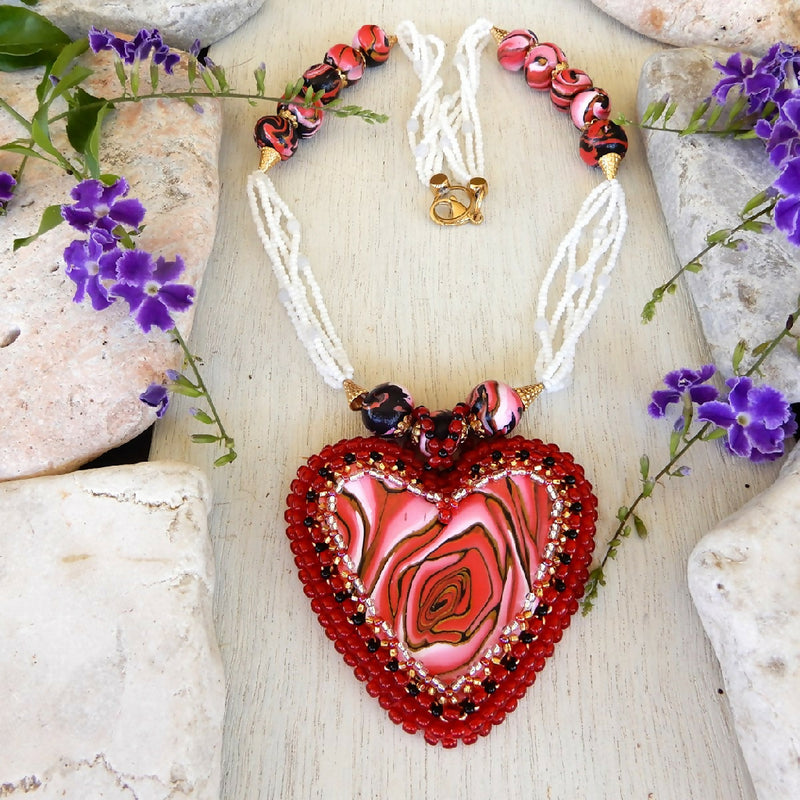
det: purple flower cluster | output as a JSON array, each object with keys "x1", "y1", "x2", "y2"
[
  {"x1": 713, "y1": 43, "x2": 800, "y2": 245},
  {"x1": 61, "y1": 177, "x2": 195, "y2": 332},
  {"x1": 0, "y1": 170, "x2": 16, "y2": 209},
  {"x1": 88, "y1": 27, "x2": 180, "y2": 74},
  {"x1": 650, "y1": 366, "x2": 797, "y2": 462}
]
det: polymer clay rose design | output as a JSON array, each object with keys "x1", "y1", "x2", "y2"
[{"x1": 335, "y1": 472, "x2": 554, "y2": 682}]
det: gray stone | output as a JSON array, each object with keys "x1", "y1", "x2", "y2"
[
  {"x1": 0, "y1": 461, "x2": 224, "y2": 799},
  {"x1": 4, "y1": 0, "x2": 266, "y2": 49},
  {"x1": 589, "y1": 0, "x2": 799, "y2": 54},
  {"x1": 0, "y1": 48, "x2": 221, "y2": 480},
  {"x1": 688, "y1": 443, "x2": 800, "y2": 799},
  {"x1": 638, "y1": 48, "x2": 800, "y2": 401}
]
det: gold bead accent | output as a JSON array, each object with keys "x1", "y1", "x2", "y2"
[
  {"x1": 278, "y1": 108, "x2": 298, "y2": 128},
  {"x1": 599, "y1": 152, "x2": 623, "y2": 181},
  {"x1": 343, "y1": 379, "x2": 367, "y2": 410},
  {"x1": 491, "y1": 27, "x2": 508, "y2": 44},
  {"x1": 515, "y1": 383, "x2": 545, "y2": 408},
  {"x1": 258, "y1": 147, "x2": 281, "y2": 173}
]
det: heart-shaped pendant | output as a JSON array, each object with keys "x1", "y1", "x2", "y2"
[{"x1": 285, "y1": 433, "x2": 596, "y2": 746}]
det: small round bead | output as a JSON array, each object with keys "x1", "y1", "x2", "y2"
[
  {"x1": 277, "y1": 94, "x2": 324, "y2": 138},
  {"x1": 468, "y1": 381, "x2": 524, "y2": 437},
  {"x1": 570, "y1": 88, "x2": 611, "y2": 128},
  {"x1": 523, "y1": 43, "x2": 567, "y2": 91},
  {"x1": 361, "y1": 382, "x2": 414, "y2": 437},
  {"x1": 550, "y1": 68, "x2": 593, "y2": 111},
  {"x1": 324, "y1": 44, "x2": 367, "y2": 85},
  {"x1": 253, "y1": 114, "x2": 299, "y2": 160},
  {"x1": 578, "y1": 119, "x2": 628, "y2": 167},
  {"x1": 302, "y1": 63, "x2": 344, "y2": 104},
  {"x1": 353, "y1": 24, "x2": 392, "y2": 65},
  {"x1": 496, "y1": 29, "x2": 538, "y2": 72}
]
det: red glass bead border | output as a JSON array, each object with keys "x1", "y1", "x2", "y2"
[{"x1": 285, "y1": 434, "x2": 596, "y2": 747}]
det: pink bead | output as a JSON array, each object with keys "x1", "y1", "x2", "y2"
[
  {"x1": 569, "y1": 88, "x2": 611, "y2": 128},
  {"x1": 277, "y1": 94, "x2": 324, "y2": 138},
  {"x1": 550, "y1": 68, "x2": 593, "y2": 111},
  {"x1": 468, "y1": 381, "x2": 524, "y2": 437},
  {"x1": 523, "y1": 43, "x2": 567, "y2": 91},
  {"x1": 324, "y1": 44, "x2": 367, "y2": 84},
  {"x1": 353, "y1": 24, "x2": 392, "y2": 65},
  {"x1": 497, "y1": 29, "x2": 538, "y2": 72}
]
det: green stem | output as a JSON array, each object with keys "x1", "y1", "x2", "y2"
[{"x1": 744, "y1": 297, "x2": 800, "y2": 376}]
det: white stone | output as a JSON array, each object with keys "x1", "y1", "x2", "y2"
[
  {"x1": 0, "y1": 461, "x2": 224, "y2": 799},
  {"x1": 688, "y1": 444, "x2": 800, "y2": 800},
  {"x1": 589, "y1": 0, "x2": 799, "y2": 54},
  {"x1": 637, "y1": 48, "x2": 800, "y2": 401},
  {"x1": 4, "y1": 0, "x2": 266, "y2": 49},
  {"x1": 0, "y1": 48, "x2": 222, "y2": 480}
]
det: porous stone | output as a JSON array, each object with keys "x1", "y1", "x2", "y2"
[
  {"x1": 589, "y1": 0, "x2": 799, "y2": 54},
  {"x1": 688, "y1": 443, "x2": 800, "y2": 799},
  {"x1": 0, "y1": 460, "x2": 224, "y2": 800},
  {"x1": 0, "y1": 48, "x2": 221, "y2": 480},
  {"x1": 637, "y1": 48, "x2": 800, "y2": 400},
  {"x1": 4, "y1": 0, "x2": 266, "y2": 49}
]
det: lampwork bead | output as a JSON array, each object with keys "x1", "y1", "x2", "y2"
[
  {"x1": 468, "y1": 381, "x2": 524, "y2": 437},
  {"x1": 578, "y1": 119, "x2": 628, "y2": 167},
  {"x1": 253, "y1": 114, "x2": 299, "y2": 160},
  {"x1": 324, "y1": 44, "x2": 367, "y2": 85},
  {"x1": 550, "y1": 68, "x2": 593, "y2": 111},
  {"x1": 302, "y1": 63, "x2": 344, "y2": 104},
  {"x1": 353, "y1": 24, "x2": 392, "y2": 65},
  {"x1": 496, "y1": 29, "x2": 538, "y2": 72},
  {"x1": 570, "y1": 88, "x2": 611, "y2": 128},
  {"x1": 523, "y1": 43, "x2": 567, "y2": 91},
  {"x1": 361, "y1": 383, "x2": 414, "y2": 437},
  {"x1": 277, "y1": 94, "x2": 325, "y2": 138}
]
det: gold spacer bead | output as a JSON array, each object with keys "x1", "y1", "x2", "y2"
[
  {"x1": 491, "y1": 27, "x2": 508, "y2": 44},
  {"x1": 258, "y1": 147, "x2": 281, "y2": 173},
  {"x1": 515, "y1": 383, "x2": 545, "y2": 409},
  {"x1": 598, "y1": 151, "x2": 623, "y2": 181},
  {"x1": 343, "y1": 379, "x2": 367, "y2": 410}
]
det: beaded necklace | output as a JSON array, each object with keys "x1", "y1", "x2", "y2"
[{"x1": 247, "y1": 20, "x2": 628, "y2": 747}]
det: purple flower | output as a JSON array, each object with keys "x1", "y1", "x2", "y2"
[
  {"x1": 110, "y1": 252, "x2": 195, "y2": 332},
  {"x1": 713, "y1": 43, "x2": 800, "y2": 116},
  {"x1": 0, "y1": 171, "x2": 16, "y2": 206},
  {"x1": 648, "y1": 365, "x2": 719, "y2": 423},
  {"x1": 61, "y1": 177, "x2": 145, "y2": 235},
  {"x1": 88, "y1": 26, "x2": 181, "y2": 73},
  {"x1": 63, "y1": 229, "x2": 122, "y2": 309},
  {"x1": 140, "y1": 383, "x2": 170, "y2": 417},
  {"x1": 755, "y1": 92, "x2": 800, "y2": 167},
  {"x1": 697, "y1": 376, "x2": 798, "y2": 462},
  {"x1": 772, "y1": 157, "x2": 800, "y2": 244}
]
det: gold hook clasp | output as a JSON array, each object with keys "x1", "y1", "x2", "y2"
[{"x1": 428, "y1": 173, "x2": 488, "y2": 226}]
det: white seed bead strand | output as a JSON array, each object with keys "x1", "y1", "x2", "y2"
[
  {"x1": 396, "y1": 18, "x2": 492, "y2": 186},
  {"x1": 534, "y1": 178, "x2": 628, "y2": 392},
  {"x1": 246, "y1": 170, "x2": 354, "y2": 388}
]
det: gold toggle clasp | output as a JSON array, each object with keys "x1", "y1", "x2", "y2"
[{"x1": 428, "y1": 173, "x2": 488, "y2": 226}]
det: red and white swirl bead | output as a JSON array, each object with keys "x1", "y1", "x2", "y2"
[
  {"x1": 523, "y1": 42, "x2": 567, "y2": 91},
  {"x1": 496, "y1": 29, "x2": 538, "y2": 72},
  {"x1": 570, "y1": 88, "x2": 611, "y2": 128},
  {"x1": 550, "y1": 68, "x2": 593, "y2": 111},
  {"x1": 324, "y1": 44, "x2": 367, "y2": 85},
  {"x1": 353, "y1": 24, "x2": 392, "y2": 65},
  {"x1": 468, "y1": 381, "x2": 524, "y2": 437}
]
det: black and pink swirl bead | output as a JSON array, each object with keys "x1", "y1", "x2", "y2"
[
  {"x1": 495, "y1": 27, "x2": 627, "y2": 170},
  {"x1": 254, "y1": 24, "x2": 393, "y2": 164}
]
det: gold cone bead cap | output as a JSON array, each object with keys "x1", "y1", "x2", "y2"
[
  {"x1": 343, "y1": 379, "x2": 366, "y2": 410},
  {"x1": 516, "y1": 383, "x2": 545, "y2": 408},
  {"x1": 599, "y1": 152, "x2": 622, "y2": 181}
]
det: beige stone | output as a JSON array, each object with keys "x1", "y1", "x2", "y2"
[
  {"x1": 0, "y1": 48, "x2": 221, "y2": 480},
  {"x1": 589, "y1": 0, "x2": 799, "y2": 54},
  {"x1": 688, "y1": 445, "x2": 800, "y2": 799},
  {"x1": 0, "y1": 461, "x2": 224, "y2": 799}
]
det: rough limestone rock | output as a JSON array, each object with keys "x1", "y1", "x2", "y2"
[
  {"x1": 688, "y1": 443, "x2": 800, "y2": 799},
  {"x1": 4, "y1": 0, "x2": 266, "y2": 49},
  {"x1": 0, "y1": 48, "x2": 221, "y2": 480},
  {"x1": 637, "y1": 48, "x2": 800, "y2": 401},
  {"x1": 589, "y1": 0, "x2": 799, "y2": 54},
  {"x1": 0, "y1": 461, "x2": 224, "y2": 800}
]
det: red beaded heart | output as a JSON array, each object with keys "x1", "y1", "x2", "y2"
[{"x1": 285, "y1": 434, "x2": 596, "y2": 746}]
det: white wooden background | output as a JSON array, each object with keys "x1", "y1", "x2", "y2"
[{"x1": 151, "y1": 1, "x2": 781, "y2": 797}]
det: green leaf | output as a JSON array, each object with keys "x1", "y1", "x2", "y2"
[
  {"x1": 191, "y1": 408, "x2": 215, "y2": 425},
  {"x1": 702, "y1": 427, "x2": 728, "y2": 441},
  {"x1": 642, "y1": 478, "x2": 655, "y2": 498},
  {"x1": 616, "y1": 505, "x2": 629, "y2": 522},
  {"x1": 662, "y1": 100, "x2": 678, "y2": 125},
  {"x1": 666, "y1": 283, "x2": 677, "y2": 294},
  {"x1": 191, "y1": 434, "x2": 220, "y2": 444},
  {"x1": 12, "y1": 203, "x2": 63, "y2": 249},
  {"x1": 685, "y1": 259, "x2": 703, "y2": 273},
  {"x1": 253, "y1": 64, "x2": 266, "y2": 96},
  {"x1": 30, "y1": 108, "x2": 61, "y2": 159},
  {"x1": 66, "y1": 89, "x2": 113, "y2": 178},
  {"x1": 732, "y1": 338, "x2": 747, "y2": 374},
  {"x1": 751, "y1": 341, "x2": 770, "y2": 357},
  {"x1": 706, "y1": 227, "x2": 732, "y2": 245},
  {"x1": 0, "y1": 7, "x2": 71, "y2": 71},
  {"x1": 681, "y1": 98, "x2": 710, "y2": 134},
  {"x1": 633, "y1": 514, "x2": 648, "y2": 539},
  {"x1": 641, "y1": 98, "x2": 666, "y2": 125},
  {"x1": 0, "y1": 141, "x2": 43, "y2": 159},
  {"x1": 639, "y1": 454, "x2": 650, "y2": 480},
  {"x1": 703, "y1": 101, "x2": 724, "y2": 130},
  {"x1": 669, "y1": 429, "x2": 682, "y2": 459},
  {"x1": 741, "y1": 189, "x2": 771, "y2": 216},
  {"x1": 170, "y1": 383, "x2": 203, "y2": 398},
  {"x1": 48, "y1": 36, "x2": 88, "y2": 78},
  {"x1": 641, "y1": 300, "x2": 657, "y2": 323},
  {"x1": 45, "y1": 63, "x2": 93, "y2": 104},
  {"x1": 214, "y1": 451, "x2": 238, "y2": 467}
]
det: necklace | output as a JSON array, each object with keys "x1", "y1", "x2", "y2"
[{"x1": 247, "y1": 20, "x2": 628, "y2": 747}]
